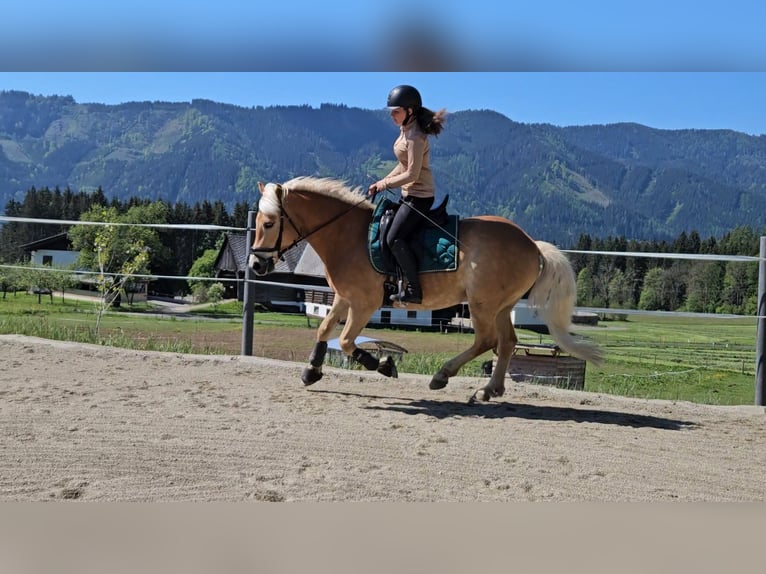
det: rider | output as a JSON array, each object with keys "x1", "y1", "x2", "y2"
[{"x1": 368, "y1": 84, "x2": 447, "y2": 304}]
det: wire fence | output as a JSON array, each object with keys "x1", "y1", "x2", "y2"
[{"x1": 0, "y1": 214, "x2": 763, "y2": 315}]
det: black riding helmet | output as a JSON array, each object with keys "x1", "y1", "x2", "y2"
[{"x1": 387, "y1": 85, "x2": 422, "y2": 110}]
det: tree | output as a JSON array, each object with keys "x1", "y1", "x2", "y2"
[
  {"x1": 207, "y1": 282, "x2": 225, "y2": 309},
  {"x1": 191, "y1": 282, "x2": 210, "y2": 304},
  {"x1": 684, "y1": 261, "x2": 723, "y2": 313},
  {"x1": 591, "y1": 264, "x2": 615, "y2": 308},
  {"x1": 0, "y1": 265, "x2": 23, "y2": 299},
  {"x1": 662, "y1": 262, "x2": 687, "y2": 311},
  {"x1": 187, "y1": 248, "x2": 220, "y2": 293},
  {"x1": 92, "y1": 224, "x2": 150, "y2": 332},
  {"x1": 607, "y1": 269, "x2": 634, "y2": 309},
  {"x1": 576, "y1": 267, "x2": 595, "y2": 307},
  {"x1": 570, "y1": 234, "x2": 592, "y2": 275},
  {"x1": 0, "y1": 261, "x2": 74, "y2": 303},
  {"x1": 719, "y1": 262, "x2": 753, "y2": 314},
  {"x1": 719, "y1": 225, "x2": 758, "y2": 256},
  {"x1": 638, "y1": 267, "x2": 665, "y2": 311},
  {"x1": 69, "y1": 205, "x2": 160, "y2": 334},
  {"x1": 70, "y1": 203, "x2": 168, "y2": 275},
  {"x1": 231, "y1": 201, "x2": 252, "y2": 229}
]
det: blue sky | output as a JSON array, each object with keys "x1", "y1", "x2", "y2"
[{"x1": 1, "y1": 72, "x2": 765, "y2": 136}]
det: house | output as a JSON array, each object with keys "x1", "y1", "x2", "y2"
[
  {"x1": 214, "y1": 233, "x2": 326, "y2": 312},
  {"x1": 451, "y1": 299, "x2": 599, "y2": 333},
  {"x1": 18, "y1": 232, "x2": 79, "y2": 300},
  {"x1": 20, "y1": 232, "x2": 79, "y2": 268},
  {"x1": 213, "y1": 234, "x2": 249, "y2": 300}
]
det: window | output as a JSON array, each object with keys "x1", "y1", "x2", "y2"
[{"x1": 42, "y1": 255, "x2": 53, "y2": 266}]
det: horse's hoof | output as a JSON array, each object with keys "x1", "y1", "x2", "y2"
[
  {"x1": 470, "y1": 389, "x2": 492, "y2": 403},
  {"x1": 429, "y1": 373, "x2": 448, "y2": 390},
  {"x1": 301, "y1": 366, "x2": 323, "y2": 386},
  {"x1": 376, "y1": 356, "x2": 398, "y2": 378}
]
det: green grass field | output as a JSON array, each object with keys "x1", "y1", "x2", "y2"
[
  {"x1": 570, "y1": 316, "x2": 757, "y2": 405},
  {"x1": 0, "y1": 292, "x2": 760, "y2": 405}
]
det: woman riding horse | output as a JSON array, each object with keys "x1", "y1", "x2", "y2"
[{"x1": 367, "y1": 85, "x2": 447, "y2": 304}]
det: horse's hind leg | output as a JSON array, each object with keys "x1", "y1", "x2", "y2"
[
  {"x1": 472, "y1": 305, "x2": 516, "y2": 402},
  {"x1": 430, "y1": 307, "x2": 497, "y2": 390},
  {"x1": 301, "y1": 297, "x2": 350, "y2": 385}
]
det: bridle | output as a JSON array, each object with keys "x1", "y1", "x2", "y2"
[
  {"x1": 249, "y1": 184, "x2": 369, "y2": 262},
  {"x1": 249, "y1": 186, "x2": 302, "y2": 261}
]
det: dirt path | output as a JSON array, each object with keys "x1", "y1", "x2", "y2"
[{"x1": 1, "y1": 334, "x2": 764, "y2": 501}]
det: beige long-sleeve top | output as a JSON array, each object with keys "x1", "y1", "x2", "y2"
[{"x1": 381, "y1": 120, "x2": 434, "y2": 198}]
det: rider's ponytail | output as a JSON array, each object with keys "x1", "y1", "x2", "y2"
[{"x1": 414, "y1": 107, "x2": 447, "y2": 136}]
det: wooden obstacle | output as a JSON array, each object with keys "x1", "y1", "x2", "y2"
[{"x1": 487, "y1": 343, "x2": 587, "y2": 390}]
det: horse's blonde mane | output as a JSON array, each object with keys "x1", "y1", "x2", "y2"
[{"x1": 282, "y1": 176, "x2": 374, "y2": 211}]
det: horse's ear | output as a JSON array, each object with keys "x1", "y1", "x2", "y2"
[{"x1": 257, "y1": 182, "x2": 265, "y2": 194}]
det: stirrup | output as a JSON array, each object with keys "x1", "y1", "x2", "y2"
[
  {"x1": 389, "y1": 278, "x2": 406, "y2": 303},
  {"x1": 390, "y1": 283, "x2": 422, "y2": 304}
]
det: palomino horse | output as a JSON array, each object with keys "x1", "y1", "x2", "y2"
[{"x1": 249, "y1": 176, "x2": 603, "y2": 402}]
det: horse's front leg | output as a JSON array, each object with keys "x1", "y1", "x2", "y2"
[{"x1": 301, "y1": 297, "x2": 350, "y2": 386}]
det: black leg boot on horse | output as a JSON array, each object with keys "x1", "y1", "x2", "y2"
[{"x1": 389, "y1": 239, "x2": 422, "y2": 304}]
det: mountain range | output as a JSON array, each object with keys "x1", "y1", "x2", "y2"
[{"x1": 2, "y1": 89, "x2": 766, "y2": 246}]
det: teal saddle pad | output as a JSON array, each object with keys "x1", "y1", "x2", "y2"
[{"x1": 368, "y1": 197, "x2": 459, "y2": 275}]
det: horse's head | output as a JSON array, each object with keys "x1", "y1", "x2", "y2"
[{"x1": 248, "y1": 182, "x2": 301, "y2": 276}]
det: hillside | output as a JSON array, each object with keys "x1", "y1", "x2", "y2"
[{"x1": 3, "y1": 90, "x2": 766, "y2": 245}]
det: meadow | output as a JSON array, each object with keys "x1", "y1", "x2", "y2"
[{"x1": 0, "y1": 292, "x2": 758, "y2": 405}]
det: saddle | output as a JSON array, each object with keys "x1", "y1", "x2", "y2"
[{"x1": 368, "y1": 195, "x2": 459, "y2": 302}]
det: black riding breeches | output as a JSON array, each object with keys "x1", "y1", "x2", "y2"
[{"x1": 385, "y1": 195, "x2": 434, "y2": 249}]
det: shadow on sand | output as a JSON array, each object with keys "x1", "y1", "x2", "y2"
[{"x1": 308, "y1": 389, "x2": 696, "y2": 430}]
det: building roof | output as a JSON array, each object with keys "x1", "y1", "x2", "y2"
[
  {"x1": 215, "y1": 234, "x2": 249, "y2": 273},
  {"x1": 20, "y1": 232, "x2": 72, "y2": 252},
  {"x1": 293, "y1": 243, "x2": 325, "y2": 277},
  {"x1": 214, "y1": 233, "x2": 314, "y2": 275},
  {"x1": 278, "y1": 240, "x2": 307, "y2": 273}
]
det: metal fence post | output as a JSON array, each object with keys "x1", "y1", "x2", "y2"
[
  {"x1": 241, "y1": 210, "x2": 256, "y2": 356},
  {"x1": 755, "y1": 236, "x2": 765, "y2": 406}
]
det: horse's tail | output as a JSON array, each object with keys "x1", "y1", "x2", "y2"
[{"x1": 527, "y1": 241, "x2": 605, "y2": 365}]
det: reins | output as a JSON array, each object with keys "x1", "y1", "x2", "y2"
[{"x1": 378, "y1": 189, "x2": 464, "y2": 250}]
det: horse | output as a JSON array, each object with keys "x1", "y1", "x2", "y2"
[{"x1": 248, "y1": 176, "x2": 604, "y2": 402}]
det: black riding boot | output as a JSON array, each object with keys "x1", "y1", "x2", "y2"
[{"x1": 389, "y1": 239, "x2": 422, "y2": 304}]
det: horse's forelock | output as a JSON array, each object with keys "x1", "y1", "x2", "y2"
[{"x1": 258, "y1": 183, "x2": 282, "y2": 216}]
